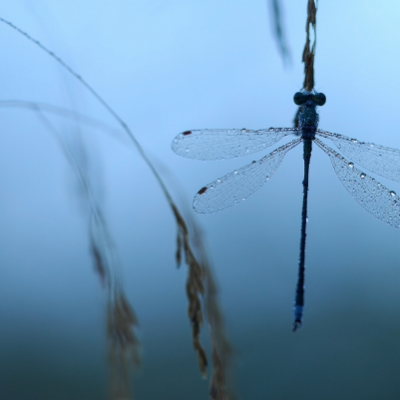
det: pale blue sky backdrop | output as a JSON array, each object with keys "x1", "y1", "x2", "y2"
[{"x1": 1, "y1": 2, "x2": 400, "y2": 399}]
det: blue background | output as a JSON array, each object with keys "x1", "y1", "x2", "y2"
[{"x1": 1, "y1": 1, "x2": 400, "y2": 399}]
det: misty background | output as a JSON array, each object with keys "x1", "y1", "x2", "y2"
[{"x1": 1, "y1": 1, "x2": 400, "y2": 399}]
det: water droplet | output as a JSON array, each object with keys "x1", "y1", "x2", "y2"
[
  {"x1": 216, "y1": 179, "x2": 221, "y2": 183},
  {"x1": 252, "y1": 160, "x2": 256, "y2": 164},
  {"x1": 266, "y1": 175, "x2": 269, "y2": 181},
  {"x1": 390, "y1": 190, "x2": 396, "y2": 197},
  {"x1": 351, "y1": 138, "x2": 358, "y2": 143},
  {"x1": 348, "y1": 162, "x2": 354, "y2": 168},
  {"x1": 268, "y1": 127, "x2": 274, "y2": 132},
  {"x1": 360, "y1": 172, "x2": 366, "y2": 179},
  {"x1": 233, "y1": 170, "x2": 238, "y2": 175},
  {"x1": 241, "y1": 128, "x2": 247, "y2": 133}
]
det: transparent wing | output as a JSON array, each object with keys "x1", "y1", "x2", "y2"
[
  {"x1": 193, "y1": 139, "x2": 301, "y2": 213},
  {"x1": 317, "y1": 129, "x2": 400, "y2": 183},
  {"x1": 315, "y1": 139, "x2": 400, "y2": 228},
  {"x1": 172, "y1": 127, "x2": 299, "y2": 160}
]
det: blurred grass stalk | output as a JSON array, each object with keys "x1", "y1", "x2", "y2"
[
  {"x1": 22, "y1": 104, "x2": 140, "y2": 399},
  {"x1": 269, "y1": 0, "x2": 291, "y2": 64},
  {"x1": 0, "y1": 18, "x2": 236, "y2": 398}
]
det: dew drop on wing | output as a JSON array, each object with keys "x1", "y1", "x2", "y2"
[
  {"x1": 390, "y1": 190, "x2": 396, "y2": 197},
  {"x1": 360, "y1": 172, "x2": 366, "y2": 179},
  {"x1": 348, "y1": 162, "x2": 354, "y2": 168}
]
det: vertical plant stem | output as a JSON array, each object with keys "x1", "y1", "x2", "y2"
[{"x1": 302, "y1": 0, "x2": 317, "y2": 92}]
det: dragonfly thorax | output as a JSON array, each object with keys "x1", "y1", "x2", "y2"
[
  {"x1": 294, "y1": 92, "x2": 326, "y2": 140},
  {"x1": 299, "y1": 100, "x2": 319, "y2": 139}
]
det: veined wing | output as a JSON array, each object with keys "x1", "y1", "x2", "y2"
[
  {"x1": 315, "y1": 139, "x2": 400, "y2": 228},
  {"x1": 172, "y1": 128, "x2": 299, "y2": 160},
  {"x1": 193, "y1": 139, "x2": 301, "y2": 213},
  {"x1": 317, "y1": 129, "x2": 400, "y2": 183}
]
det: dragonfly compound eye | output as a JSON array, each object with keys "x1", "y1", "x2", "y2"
[
  {"x1": 293, "y1": 92, "x2": 307, "y2": 105},
  {"x1": 312, "y1": 92, "x2": 326, "y2": 106}
]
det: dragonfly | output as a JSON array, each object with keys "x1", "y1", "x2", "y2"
[{"x1": 172, "y1": 91, "x2": 400, "y2": 330}]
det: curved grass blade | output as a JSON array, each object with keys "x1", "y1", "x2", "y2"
[
  {"x1": 317, "y1": 129, "x2": 400, "y2": 183},
  {"x1": 0, "y1": 16, "x2": 216, "y2": 378},
  {"x1": 315, "y1": 139, "x2": 400, "y2": 228},
  {"x1": 172, "y1": 128, "x2": 299, "y2": 160},
  {"x1": 193, "y1": 139, "x2": 301, "y2": 213}
]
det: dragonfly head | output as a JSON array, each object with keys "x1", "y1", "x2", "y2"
[
  {"x1": 293, "y1": 91, "x2": 326, "y2": 106},
  {"x1": 295, "y1": 91, "x2": 325, "y2": 132}
]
